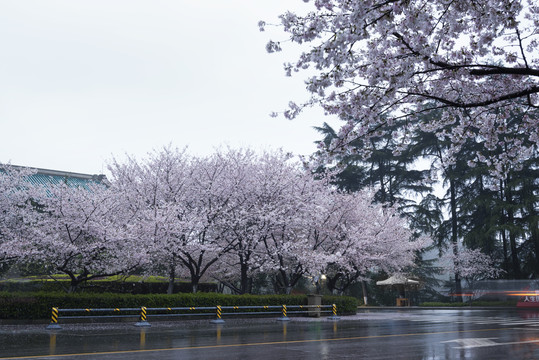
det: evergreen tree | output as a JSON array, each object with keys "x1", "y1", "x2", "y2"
[{"x1": 314, "y1": 120, "x2": 435, "y2": 301}]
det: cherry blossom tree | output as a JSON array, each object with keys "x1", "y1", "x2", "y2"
[
  {"x1": 321, "y1": 190, "x2": 429, "y2": 294},
  {"x1": 174, "y1": 151, "x2": 241, "y2": 293},
  {"x1": 0, "y1": 165, "x2": 38, "y2": 265},
  {"x1": 193, "y1": 149, "x2": 430, "y2": 295},
  {"x1": 263, "y1": 0, "x2": 539, "y2": 176},
  {"x1": 252, "y1": 157, "x2": 336, "y2": 294},
  {"x1": 443, "y1": 246, "x2": 502, "y2": 280},
  {"x1": 109, "y1": 147, "x2": 200, "y2": 294},
  {"x1": 3, "y1": 150, "x2": 434, "y2": 296},
  {"x1": 12, "y1": 181, "x2": 144, "y2": 292},
  {"x1": 110, "y1": 147, "x2": 240, "y2": 293},
  {"x1": 440, "y1": 245, "x2": 503, "y2": 299},
  {"x1": 209, "y1": 149, "x2": 273, "y2": 294}
]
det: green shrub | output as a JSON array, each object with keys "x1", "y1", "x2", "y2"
[
  {"x1": 323, "y1": 295, "x2": 358, "y2": 312},
  {"x1": 0, "y1": 278, "x2": 218, "y2": 294},
  {"x1": 0, "y1": 292, "x2": 358, "y2": 319}
]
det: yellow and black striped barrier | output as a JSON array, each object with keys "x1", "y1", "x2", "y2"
[
  {"x1": 328, "y1": 303, "x2": 340, "y2": 320},
  {"x1": 210, "y1": 305, "x2": 225, "y2": 324},
  {"x1": 46, "y1": 307, "x2": 62, "y2": 329},
  {"x1": 135, "y1": 306, "x2": 151, "y2": 327},
  {"x1": 45, "y1": 304, "x2": 338, "y2": 328},
  {"x1": 277, "y1": 304, "x2": 290, "y2": 322}
]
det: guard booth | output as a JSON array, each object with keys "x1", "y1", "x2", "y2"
[
  {"x1": 376, "y1": 274, "x2": 419, "y2": 307},
  {"x1": 396, "y1": 298, "x2": 410, "y2": 307}
]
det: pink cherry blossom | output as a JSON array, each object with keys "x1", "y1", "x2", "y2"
[{"x1": 265, "y1": 0, "x2": 539, "y2": 177}]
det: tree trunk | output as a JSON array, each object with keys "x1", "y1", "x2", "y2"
[
  {"x1": 501, "y1": 228, "x2": 510, "y2": 274},
  {"x1": 187, "y1": 261, "x2": 201, "y2": 293},
  {"x1": 69, "y1": 282, "x2": 78, "y2": 293},
  {"x1": 167, "y1": 264, "x2": 175, "y2": 295},
  {"x1": 285, "y1": 286, "x2": 292, "y2": 295},
  {"x1": 326, "y1": 273, "x2": 341, "y2": 294},
  {"x1": 505, "y1": 177, "x2": 521, "y2": 278},
  {"x1": 498, "y1": 181, "x2": 510, "y2": 274},
  {"x1": 361, "y1": 281, "x2": 368, "y2": 306},
  {"x1": 65, "y1": 269, "x2": 87, "y2": 293},
  {"x1": 274, "y1": 270, "x2": 292, "y2": 294},
  {"x1": 449, "y1": 177, "x2": 462, "y2": 302},
  {"x1": 239, "y1": 257, "x2": 249, "y2": 295},
  {"x1": 532, "y1": 225, "x2": 539, "y2": 277},
  {"x1": 530, "y1": 205, "x2": 539, "y2": 277}
]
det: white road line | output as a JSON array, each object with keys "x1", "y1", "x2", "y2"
[{"x1": 442, "y1": 337, "x2": 539, "y2": 349}]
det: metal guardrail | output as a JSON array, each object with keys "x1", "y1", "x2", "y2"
[{"x1": 46, "y1": 304, "x2": 340, "y2": 329}]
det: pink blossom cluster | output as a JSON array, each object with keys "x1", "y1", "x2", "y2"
[
  {"x1": 1, "y1": 148, "x2": 429, "y2": 293},
  {"x1": 108, "y1": 147, "x2": 428, "y2": 293},
  {"x1": 1, "y1": 165, "x2": 145, "y2": 291},
  {"x1": 440, "y1": 245, "x2": 503, "y2": 281},
  {"x1": 265, "y1": 0, "x2": 539, "y2": 178},
  {"x1": 0, "y1": 165, "x2": 38, "y2": 262}
]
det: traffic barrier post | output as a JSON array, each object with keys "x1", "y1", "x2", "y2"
[
  {"x1": 210, "y1": 305, "x2": 225, "y2": 324},
  {"x1": 134, "y1": 306, "x2": 151, "y2": 327},
  {"x1": 327, "y1": 303, "x2": 340, "y2": 320},
  {"x1": 46, "y1": 307, "x2": 62, "y2": 330},
  {"x1": 277, "y1": 304, "x2": 290, "y2": 321}
]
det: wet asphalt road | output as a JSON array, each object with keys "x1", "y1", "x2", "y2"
[{"x1": 2, "y1": 309, "x2": 539, "y2": 359}]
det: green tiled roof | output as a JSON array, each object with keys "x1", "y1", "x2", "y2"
[
  {"x1": 1, "y1": 165, "x2": 107, "y2": 188},
  {"x1": 26, "y1": 170, "x2": 106, "y2": 188}
]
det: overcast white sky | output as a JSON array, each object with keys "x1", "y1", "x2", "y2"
[{"x1": 0, "y1": 0, "x2": 337, "y2": 175}]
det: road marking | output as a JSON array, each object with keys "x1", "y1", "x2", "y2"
[
  {"x1": 405, "y1": 315, "x2": 539, "y2": 328},
  {"x1": 442, "y1": 337, "x2": 539, "y2": 349},
  {"x1": 0, "y1": 327, "x2": 510, "y2": 359},
  {"x1": 442, "y1": 338, "x2": 499, "y2": 348}
]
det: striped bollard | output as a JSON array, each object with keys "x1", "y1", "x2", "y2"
[
  {"x1": 210, "y1": 305, "x2": 225, "y2": 324},
  {"x1": 327, "y1": 303, "x2": 340, "y2": 320},
  {"x1": 46, "y1": 307, "x2": 62, "y2": 329},
  {"x1": 277, "y1": 304, "x2": 290, "y2": 321},
  {"x1": 135, "y1": 306, "x2": 151, "y2": 327}
]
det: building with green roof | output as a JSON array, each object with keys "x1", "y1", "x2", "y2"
[{"x1": 1, "y1": 164, "x2": 108, "y2": 188}]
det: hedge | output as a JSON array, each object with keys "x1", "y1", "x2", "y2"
[
  {"x1": 0, "y1": 292, "x2": 358, "y2": 320},
  {"x1": 0, "y1": 278, "x2": 218, "y2": 294}
]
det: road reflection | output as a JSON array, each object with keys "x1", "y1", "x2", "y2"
[{"x1": 2, "y1": 310, "x2": 539, "y2": 359}]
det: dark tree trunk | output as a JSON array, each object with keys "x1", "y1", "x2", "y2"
[
  {"x1": 500, "y1": 181, "x2": 510, "y2": 274},
  {"x1": 532, "y1": 224, "x2": 539, "y2": 277},
  {"x1": 361, "y1": 281, "x2": 368, "y2": 306},
  {"x1": 449, "y1": 177, "x2": 462, "y2": 302},
  {"x1": 505, "y1": 177, "x2": 521, "y2": 278},
  {"x1": 167, "y1": 264, "x2": 175, "y2": 295},
  {"x1": 191, "y1": 275, "x2": 200, "y2": 293},
  {"x1": 326, "y1": 273, "x2": 341, "y2": 294},
  {"x1": 529, "y1": 199, "x2": 539, "y2": 276},
  {"x1": 239, "y1": 261, "x2": 249, "y2": 295}
]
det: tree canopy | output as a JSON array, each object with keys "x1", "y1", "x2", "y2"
[
  {"x1": 1, "y1": 149, "x2": 429, "y2": 294},
  {"x1": 263, "y1": 0, "x2": 539, "y2": 176}
]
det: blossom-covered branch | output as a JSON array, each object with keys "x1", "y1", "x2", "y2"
[{"x1": 264, "y1": 0, "x2": 539, "y2": 175}]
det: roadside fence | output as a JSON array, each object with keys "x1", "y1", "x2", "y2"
[{"x1": 46, "y1": 304, "x2": 340, "y2": 329}]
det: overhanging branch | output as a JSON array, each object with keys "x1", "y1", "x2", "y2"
[{"x1": 409, "y1": 86, "x2": 539, "y2": 108}]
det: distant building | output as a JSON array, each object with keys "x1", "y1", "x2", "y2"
[{"x1": 1, "y1": 164, "x2": 108, "y2": 187}]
